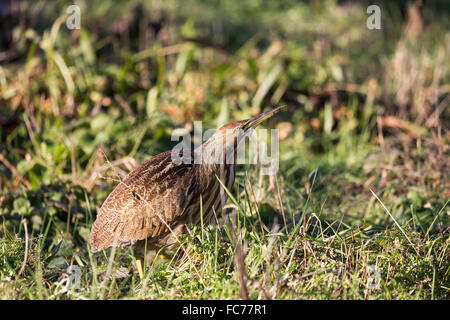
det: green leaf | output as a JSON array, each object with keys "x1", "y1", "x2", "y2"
[
  {"x1": 47, "y1": 257, "x2": 68, "y2": 269},
  {"x1": 13, "y1": 198, "x2": 31, "y2": 215}
]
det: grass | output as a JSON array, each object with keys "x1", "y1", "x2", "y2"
[{"x1": 0, "y1": 0, "x2": 449, "y2": 299}]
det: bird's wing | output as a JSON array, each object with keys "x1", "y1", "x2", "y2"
[{"x1": 90, "y1": 151, "x2": 201, "y2": 251}]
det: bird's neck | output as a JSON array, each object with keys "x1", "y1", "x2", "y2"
[
  {"x1": 196, "y1": 134, "x2": 236, "y2": 165},
  {"x1": 194, "y1": 141, "x2": 234, "y2": 185}
]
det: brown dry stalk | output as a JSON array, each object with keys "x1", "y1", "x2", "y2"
[
  {"x1": 227, "y1": 217, "x2": 249, "y2": 300},
  {"x1": 378, "y1": 116, "x2": 428, "y2": 138},
  {"x1": 245, "y1": 172, "x2": 266, "y2": 240},
  {"x1": 114, "y1": 93, "x2": 134, "y2": 118},
  {"x1": 17, "y1": 219, "x2": 29, "y2": 278},
  {"x1": 0, "y1": 153, "x2": 31, "y2": 189}
]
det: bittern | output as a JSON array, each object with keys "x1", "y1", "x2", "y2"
[{"x1": 90, "y1": 106, "x2": 285, "y2": 278}]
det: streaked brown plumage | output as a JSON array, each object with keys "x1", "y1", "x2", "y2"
[{"x1": 89, "y1": 106, "x2": 284, "y2": 254}]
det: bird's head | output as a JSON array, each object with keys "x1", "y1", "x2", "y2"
[
  {"x1": 200, "y1": 105, "x2": 285, "y2": 165},
  {"x1": 220, "y1": 105, "x2": 286, "y2": 133}
]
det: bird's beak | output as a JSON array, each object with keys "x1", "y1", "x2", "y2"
[{"x1": 241, "y1": 105, "x2": 286, "y2": 132}]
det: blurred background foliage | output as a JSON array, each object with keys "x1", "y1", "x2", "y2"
[
  {"x1": 1, "y1": 0, "x2": 449, "y2": 228},
  {"x1": 0, "y1": 0, "x2": 448, "y2": 298}
]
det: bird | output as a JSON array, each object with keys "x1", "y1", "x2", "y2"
[{"x1": 89, "y1": 105, "x2": 285, "y2": 278}]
